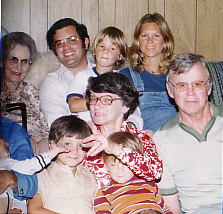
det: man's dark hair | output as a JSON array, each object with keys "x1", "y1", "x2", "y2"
[{"x1": 46, "y1": 18, "x2": 89, "y2": 50}]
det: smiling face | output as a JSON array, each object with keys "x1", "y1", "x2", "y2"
[
  {"x1": 3, "y1": 45, "x2": 30, "y2": 89},
  {"x1": 105, "y1": 159, "x2": 134, "y2": 183},
  {"x1": 54, "y1": 136, "x2": 86, "y2": 172},
  {"x1": 89, "y1": 92, "x2": 129, "y2": 128},
  {"x1": 95, "y1": 35, "x2": 121, "y2": 72},
  {"x1": 167, "y1": 63, "x2": 212, "y2": 117},
  {"x1": 138, "y1": 22, "x2": 164, "y2": 58},
  {"x1": 53, "y1": 25, "x2": 89, "y2": 73}
]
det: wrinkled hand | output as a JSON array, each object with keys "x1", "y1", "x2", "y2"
[{"x1": 0, "y1": 170, "x2": 18, "y2": 194}]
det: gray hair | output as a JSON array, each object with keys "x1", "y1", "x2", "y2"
[{"x1": 166, "y1": 53, "x2": 213, "y2": 85}]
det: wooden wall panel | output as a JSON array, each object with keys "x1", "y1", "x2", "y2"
[
  {"x1": 115, "y1": 0, "x2": 148, "y2": 46},
  {"x1": 30, "y1": 0, "x2": 48, "y2": 52},
  {"x1": 1, "y1": 0, "x2": 223, "y2": 61},
  {"x1": 48, "y1": 0, "x2": 82, "y2": 30},
  {"x1": 82, "y1": 0, "x2": 99, "y2": 47},
  {"x1": 148, "y1": 0, "x2": 165, "y2": 16},
  {"x1": 197, "y1": 0, "x2": 223, "y2": 61},
  {"x1": 2, "y1": 0, "x2": 30, "y2": 35},
  {"x1": 165, "y1": 0, "x2": 196, "y2": 55},
  {"x1": 98, "y1": 0, "x2": 116, "y2": 31}
]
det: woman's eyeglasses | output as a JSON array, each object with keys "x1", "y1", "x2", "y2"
[
  {"x1": 7, "y1": 57, "x2": 31, "y2": 67},
  {"x1": 87, "y1": 95, "x2": 122, "y2": 105}
]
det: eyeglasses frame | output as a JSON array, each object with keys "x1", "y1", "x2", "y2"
[
  {"x1": 87, "y1": 95, "x2": 122, "y2": 105},
  {"x1": 168, "y1": 79, "x2": 209, "y2": 92},
  {"x1": 53, "y1": 36, "x2": 81, "y2": 49},
  {"x1": 6, "y1": 56, "x2": 32, "y2": 67}
]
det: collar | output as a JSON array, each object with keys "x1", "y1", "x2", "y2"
[
  {"x1": 160, "y1": 102, "x2": 222, "y2": 142},
  {"x1": 48, "y1": 161, "x2": 84, "y2": 177},
  {"x1": 59, "y1": 59, "x2": 95, "y2": 74}
]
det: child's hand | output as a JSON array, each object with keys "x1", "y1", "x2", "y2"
[{"x1": 47, "y1": 142, "x2": 70, "y2": 160}]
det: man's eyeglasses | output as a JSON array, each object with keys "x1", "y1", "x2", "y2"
[
  {"x1": 54, "y1": 36, "x2": 81, "y2": 49},
  {"x1": 168, "y1": 79, "x2": 209, "y2": 92},
  {"x1": 7, "y1": 57, "x2": 31, "y2": 67},
  {"x1": 87, "y1": 95, "x2": 122, "y2": 105}
]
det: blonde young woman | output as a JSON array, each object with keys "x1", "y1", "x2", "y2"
[{"x1": 120, "y1": 13, "x2": 178, "y2": 132}]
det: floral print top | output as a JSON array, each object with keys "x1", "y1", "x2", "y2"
[
  {"x1": 1, "y1": 81, "x2": 49, "y2": 139},
  {"x1": 82, "y1": 121, "x2": 163, "y2": 187}
]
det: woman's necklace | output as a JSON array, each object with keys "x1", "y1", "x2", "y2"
[{"x1": 143, "y1": 63, "x2": 162, "y2": 75}]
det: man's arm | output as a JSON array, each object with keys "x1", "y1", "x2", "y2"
[
  {"x1": 163, "y1": 194, "x2": 181, "y2": 214},
  {"x1": 2, "y1": 117, "x2": 38, "y2": 200},
  {"x1": 0, "y1": 170, "x2": 18, "y2": 194}
]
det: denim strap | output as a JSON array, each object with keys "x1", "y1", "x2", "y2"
[{"x1": 129, "y1": 67, "x2": 144, "y2": 95}]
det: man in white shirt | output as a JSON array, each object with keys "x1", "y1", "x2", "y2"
[{"x1": 40, "y1": 18, "x2": 94, "y2": 127}]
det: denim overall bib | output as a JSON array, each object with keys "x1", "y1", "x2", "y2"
[{"x1": 129, "y1": 67, "x2": 178, "y2": 132}]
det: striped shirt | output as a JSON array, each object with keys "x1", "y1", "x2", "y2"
[{"x1": 94, "y1": 176, "x2": 172, "y2": 214}]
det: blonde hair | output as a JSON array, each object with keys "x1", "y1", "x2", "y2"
[
  {"x1": 92, "y1": 26, "x2": 128, "y2": 70},
  {"x1": 103, "y1": 132, "x2": 142, "y2": 163},
  {"x1": 129, "y1": 13, "x2": 174, "y2": 73}
]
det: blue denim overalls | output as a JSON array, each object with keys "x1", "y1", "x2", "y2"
[{"x1": 129, "y1": 67, "x2": 178, "y2": 132}]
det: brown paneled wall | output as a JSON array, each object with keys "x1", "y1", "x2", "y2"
[{"x1": 2, "y1": 0, "x2": 223, "y2": 61}]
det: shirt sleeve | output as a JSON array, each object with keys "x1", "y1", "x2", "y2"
[
  {"x1": 94, "y1": 188, "x2": 111, "y2": 214},
  {"x1": 67, "y1": 71, "x2": 89, "y2": 101},
  {"x1": 119, "y1": 128, "x2": 163, "y2": 181},
  {"x1": 39, "y1": 73, "x2": 71, "y2": 127},
  {"x1": 0, "y1": 152, "x2": 51, "y2": 175},
  {"x1": 153, "y1": 131, "x2": 178, "y2": 196},
  {"x1": 3, "y1": 120, "x2": 38, "y2": 200}
]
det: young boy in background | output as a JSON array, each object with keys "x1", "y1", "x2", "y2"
[{"x1": 94, "y1": 132, "x2": 172, "y2": 214}]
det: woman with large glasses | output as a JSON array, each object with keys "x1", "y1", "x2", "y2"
[
  {"x1": 1, "y1": 32, "x2": 49, "y2": 145},
  {"x1": 81, "y1": 72, "x2": 162, "y2": 187}
]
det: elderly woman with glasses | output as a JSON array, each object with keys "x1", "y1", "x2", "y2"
[
  {"x1": 81, "y1": 72, "x2": 162, "y2": 187},
  {"x1": 1, "y1": 32, "x2": 49, "y2": 144}
]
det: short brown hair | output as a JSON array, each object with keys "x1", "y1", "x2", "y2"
[
  {"x1": 49, "y1": 115, "x2": 92, "y2": 144},
  {"x1": 103, "y1": 132, "x2": 142, "y2": 163}
]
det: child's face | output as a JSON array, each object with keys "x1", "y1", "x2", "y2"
[
  {"x1": 55, "y1": 136, "x2": 86, "y2": 169},
  {"x1": 0, "y1": 138, "x2": 9, "y2": 158},
  {"x1": 95, "y1": 35, "x2": 121, "y2": 69},
  {"x1": 105, "y1": 159, "x2": 134, "y2": 183}
]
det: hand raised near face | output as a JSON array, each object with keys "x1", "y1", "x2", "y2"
[{"x1": 82, "y1": 121, "x2": 123, "y2": 157}]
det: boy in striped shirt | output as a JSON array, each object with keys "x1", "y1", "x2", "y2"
[{"x1": 94, "y1": 132, "x2": 172, "y2": 214}]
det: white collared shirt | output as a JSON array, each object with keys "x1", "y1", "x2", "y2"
[{"x1": 40, "y1": 61, "x2": 94, "y2": 127}]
